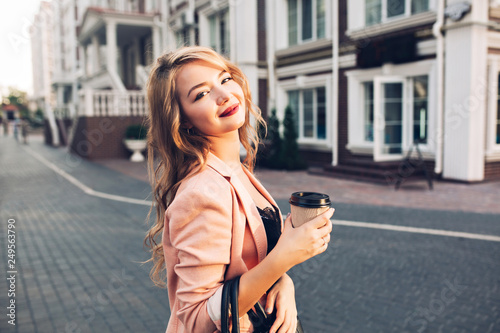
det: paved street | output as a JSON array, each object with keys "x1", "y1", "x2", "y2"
[{"x1": 1, "y1": 135, "x2": 499, "y2": 333}]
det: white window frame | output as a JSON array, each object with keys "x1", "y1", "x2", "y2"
[
  {"x1": 346, "y1": 0, "x2": 436, "y2": 39},
  {"x1": 346, "y1": 60, "x2": 436, "y2": 158},
  {"x1": 286, "y1": 0, "x2": 329, "y2": 47},
  {"x1": 486, "y1": 55, "x2": 500, "y2": 161},
  {"x1": 278, "y1": 74, "x2": 332, "y2": 146},
  {"x1": 199, "y1": 5, "x2": 231, "y2": 56},
  {"x1": 366, "y1": 0, "x2": 431, "y2": 26}
]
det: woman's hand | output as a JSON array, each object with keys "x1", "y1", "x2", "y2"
[
  {"x1": 265, "y1": 274, "x2": 297, "y2": 333},
  {"x1": 273, "y1": 208, "x2": 334, "y2": 270}
]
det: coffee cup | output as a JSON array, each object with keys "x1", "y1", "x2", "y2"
[{"x1": 289, "y1": 192, "x2": 331, "y2": 228}]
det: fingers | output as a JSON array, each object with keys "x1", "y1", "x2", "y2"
[
  {"x1": 265, "y1": 291, "x2": 276, "y2": 315},
  {"x1": 308, "y1": 208, "x2": 335, "y2": 228},
  {"x1": 273, "y1": 310, "x2": 297, "y2": 333},
  {"x1": 283, "y1": 213, "x2": 293, "y2": 230}
]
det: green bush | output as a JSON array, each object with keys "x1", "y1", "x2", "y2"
[
  {"x1": 280, "y1": 105, "x2": 306, "y2": 170},
  {"x1": 125, "y1": 124, "x2": 147, "y2": 140}
]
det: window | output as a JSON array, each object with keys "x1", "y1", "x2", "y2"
[
  {"x1": 360, "y1": 75, "x2": 428, "y2": 145},
  {"x1": 176, "y1": 27, "x2": 191, "y2": 47},
  {"x1": 288, "y1": 0, "x2": 326, "y2": 46},
  {"x1": 365, "y1": 0, "x2": 429, "y2": 26},
  {"x1": 363, "y1": 82, "x2": 374, "y2": 142},
  {"x1": 412, "y1": 75, "x2": 428, "y2": 143},
  {"x1": 287, "y1": 87, "x2": 327, "y2": 140},
  {"x1": 209, "y1": 10, "x2": 230, "y2": 55}
]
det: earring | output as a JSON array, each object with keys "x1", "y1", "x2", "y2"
[{"x1": 186, "y1": 128, "x2": 193, "y2": 135}]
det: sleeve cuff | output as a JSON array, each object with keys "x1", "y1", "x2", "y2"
[{"x1": 207, "y1": 285, "x2": 223, "y2": 322}]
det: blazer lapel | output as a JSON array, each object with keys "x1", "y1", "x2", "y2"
[
  {"x1": 242, "y1": 167, "x2": 284, "y2": 227},
  {"x1": 206, "y1": 153, "x2": 268, "y2": 263}
]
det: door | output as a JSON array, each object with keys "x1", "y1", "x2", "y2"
[{"x1": 373, "y1": 77, "x2": 406, "y2": 161}]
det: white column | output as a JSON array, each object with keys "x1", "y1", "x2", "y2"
[
  {"x1": 106, "y1": 20, "x2": 117, "y2": 74},
  {"x1": 331, "y1": 0, "x2": 339, "y2": 166},
  {"x1": 84, "y1": 88, "x2": 94, "y2": 117},
  {"x1": 442, "y1": 0, "x2": 488, "y2": 181},
  {"x1": 45, "y1": 101, "x2": 60, "y2": 146}
]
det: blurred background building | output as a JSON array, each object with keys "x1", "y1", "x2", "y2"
[{"x1": 30, "y1": 0, "x2": 500, "y2": 182}]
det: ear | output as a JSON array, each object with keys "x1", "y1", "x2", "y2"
[{"x1": 181, "y1": 121, "x2": 193, "y2": 130}]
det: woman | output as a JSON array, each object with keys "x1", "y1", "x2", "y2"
[{"x1": 144, "y1": 46, "x2": 334, "y2": 333}]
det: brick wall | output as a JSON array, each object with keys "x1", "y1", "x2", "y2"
[
  {"x1": 70, "y1": 116, "x2": 147, "y2": 160},
  {"x1": 257, "y1": 0, "x2": 267, "y2": 62},
  {"x1": 485, "y1": 161, "x2": 500, "y2": 180}
]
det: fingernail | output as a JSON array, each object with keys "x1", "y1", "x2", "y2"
[{"x1": 266, "y1": 308, "x2": 272, "y2": 314}]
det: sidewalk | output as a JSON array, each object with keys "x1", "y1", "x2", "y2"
[
  {"x1": 1, "y1": 134, "x2": 499, "y2": 333},
  {"x1": 95, "y1": 146, "x2": 500, "y2": 215}
]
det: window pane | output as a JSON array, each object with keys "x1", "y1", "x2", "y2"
[
  {"x1": 413, "y1": 76, "x2": 428, "y2": 143},
  {"x1": 303, "y1": 89, "x2": 314, "y2": 138},
  {"x1": 288, "y1": 90, "x2": 300, "y2": 136},
  {"x1": 316, "y1": 0, "x2": 325, "y2": 39},
  {"x1": 288, "y1": 0, "x2": 298, "y2": 46},
  {"x1": 384, "y1": 83, "x2": 403, "y2": 154},
  {"x1": 387, "y1": 0, "x2": 405, "y2": 18},
  {"x1": 220, "y1": 11, "x2": 229, "y2": 55},
  {"x1": 365, "y1": 0, "x2": 381, "y2": 25},
  {"x1": 317, "y1": 87, "x2": 326, "y2": 139},
  {"x1": 302, "y1": 0, "x2": 313, "y2": 40},
  {"x1": 411, "y1": 0, "x2": 429, "y2": 14},
  {"x1": 209, "y1": 15, "x2": 217, "y2": 50},
  {"x1": 364, "y1": 82, "x2": 374, "y2": 142}
]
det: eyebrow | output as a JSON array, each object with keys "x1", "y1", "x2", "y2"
[{"x1": 187, "y1": 70, "x2": 227, "y2": 98}]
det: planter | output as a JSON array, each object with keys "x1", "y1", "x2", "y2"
[{"x1": 123, "y1": 139, "x2": 147, "y2": 162}]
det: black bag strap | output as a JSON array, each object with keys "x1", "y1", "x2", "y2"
[
  {"x1": 230, "y1": 277, "x2": 240, "y2": 333},
  {"x1": 221, "y1": 277, "x2": 241, "y2": 333},
  {"x1": 221, "y1": 279, "x2": 231, "y2": 333}
]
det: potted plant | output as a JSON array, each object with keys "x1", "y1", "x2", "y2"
[{"x1": 123, "y1": 124, "x2": 148, "y2": 162}]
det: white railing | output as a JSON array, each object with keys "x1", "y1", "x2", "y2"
[{"x1": 78, "y1": 90, "x2": 149, "y2": 117}]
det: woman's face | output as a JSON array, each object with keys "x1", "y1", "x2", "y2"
[{"x1": 175, "y1": 60, "x2": 246, "y2": 138}]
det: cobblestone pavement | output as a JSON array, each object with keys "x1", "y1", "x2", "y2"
[{"x1": 1, "y1": 135, "x2": 499, "y2": 333}]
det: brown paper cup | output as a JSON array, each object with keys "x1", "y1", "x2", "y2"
[
  {"x1": 290, "y1": 205, "x2": 330, "y2": 228},
  {"x1": 289, "y1": 192, "x2": 331, "y2": 228}
]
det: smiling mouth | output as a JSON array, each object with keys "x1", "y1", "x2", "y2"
[{"x1": 220, "y1": 104, "x2": 239, "y2": 117}]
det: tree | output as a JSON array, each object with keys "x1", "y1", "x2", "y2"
[
  {"x1": 262, "y1": 108, "x2": 283, "y2": 169},
  {"x1": 3, "y1": 88, "x2": 30, "y2": 119},
  {"x1": 280, "y1": 105, "x2": 306, "y2": 170}
]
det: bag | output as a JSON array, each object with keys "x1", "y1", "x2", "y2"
[{"x1": 221, "y1": 276, "x2": 304, "y2": 333}]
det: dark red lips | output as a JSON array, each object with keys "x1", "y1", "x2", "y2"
[{"x1": 220, "y1": 104, "x2": 239, "y2": 117}]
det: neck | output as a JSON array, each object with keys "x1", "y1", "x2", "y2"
[{"x1": 209, "y1": 131, "x2": 242, "y2": 171}]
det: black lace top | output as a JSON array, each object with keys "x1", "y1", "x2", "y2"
[{"x1": 257, "y1": 205, "x2": 282, "y2": 254}]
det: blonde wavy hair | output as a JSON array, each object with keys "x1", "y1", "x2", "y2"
[{"x1": 143, "y1": 46, "x2": 266, "y2": 287}]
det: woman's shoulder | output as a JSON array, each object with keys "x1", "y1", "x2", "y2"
[{"x1": 172, "y1": 165, "x2": 232, "y2": 204}]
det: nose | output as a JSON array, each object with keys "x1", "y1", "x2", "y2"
[{"x1": 215, "y1": 87, "x2": 231, "y2": 105}]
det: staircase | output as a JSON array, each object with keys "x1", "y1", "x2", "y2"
[{"x1": 309, "y1": 156, "x2": 435, "y2": 186}]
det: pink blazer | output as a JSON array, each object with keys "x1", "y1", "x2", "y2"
[{"x1": 163, "y1": 152, "x2": 282, "y2": 333}]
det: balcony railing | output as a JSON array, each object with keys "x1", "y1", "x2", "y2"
[{"x1": 78, "y1": 90, "x2": 148, "y2": 117}]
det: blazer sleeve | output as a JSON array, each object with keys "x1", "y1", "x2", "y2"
[{"x1": 166, "y1": 176, "x2": 233, "y2": 332}]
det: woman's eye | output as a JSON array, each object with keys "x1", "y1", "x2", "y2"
[
  {"x1": 194, "y1": 91, "x2": 208, "y2": 101},
  {"x1": 221, "y1": 76, "x2": 233, "y2": 84}
]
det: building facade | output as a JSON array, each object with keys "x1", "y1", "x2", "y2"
[
  {"x1": 31, "y1": 0, "x2": 500, "y2": 181},
  {"x1": 30, "y1": 1, "x2": 58, "y2": 143}
]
